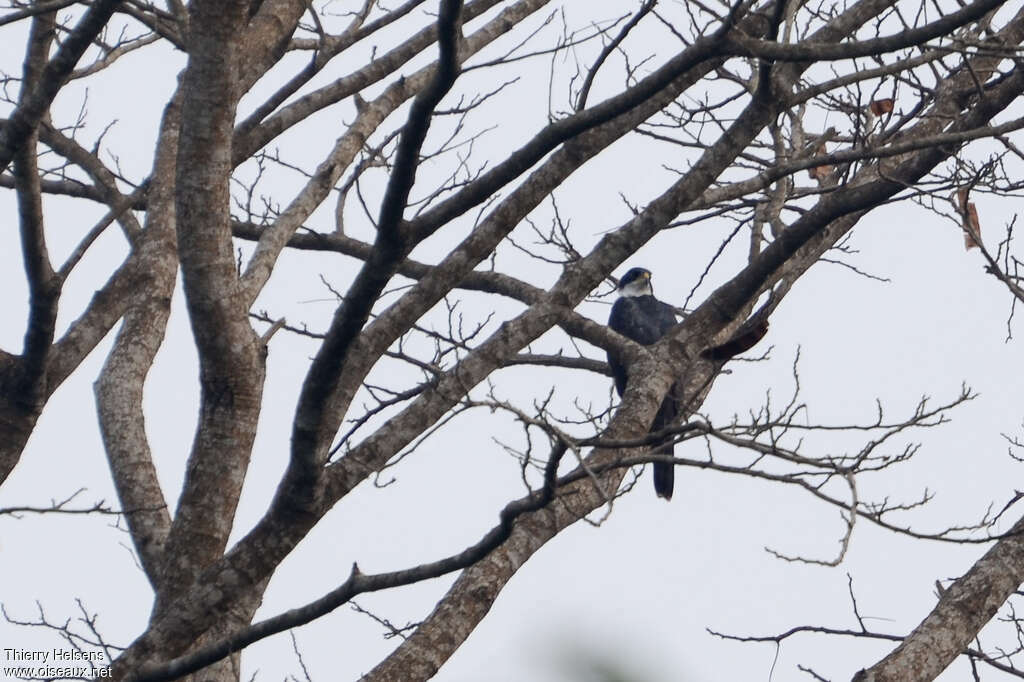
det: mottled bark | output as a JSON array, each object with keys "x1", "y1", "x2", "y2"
[
  {"x1": 0, "y1": 0, "x2": 123, "y2": 173},
  {"x1": 94, "y1": 93, "x2": 181, "y2": 584},
  {"x1": 363, "y1": 4, "x2": 1024, "y2": 676},
  {"x1": 0, "y1": 9, "x2": 60, "y2": 486},
  {"x1": 112, "y1": 8, "x2": 766, "y2": 670},
  {"x1": 155, "y1": 0, "x2": 267, "y2": 616},
  {"x1": 233, "y1": 0, "x2": 509, "y2": 161},
  {"x1": 855, "y1": 514, "x2": 1024, "y2": 681},
  {"x1": 238, "y1": 0, "x2": 551, "y2": 306},
  {"x1": 7, "y1": 0, "x2": 1024, "y2": 680}
]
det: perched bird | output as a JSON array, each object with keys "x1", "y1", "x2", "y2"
[{"x1": 607, "y1": 267, "x2": 680, "y2": 500}]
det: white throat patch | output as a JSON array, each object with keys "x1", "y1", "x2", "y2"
[{"x1": 619, "y1": 279, "x2": 653, "y2": 298}]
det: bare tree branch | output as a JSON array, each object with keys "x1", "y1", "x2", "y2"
[{"x1": 0, "y1": 0, "x2": 124, "y2": 173}]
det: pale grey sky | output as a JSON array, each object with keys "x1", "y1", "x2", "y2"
[{"x1": 2, "y1": 2, "x2": 1023, "y2": 681}]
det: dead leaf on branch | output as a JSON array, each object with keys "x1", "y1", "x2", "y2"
[
  {"x1": 808, "y1": 140, "x2": 832, "y2": 181},
  {"x1": 869, "y1": 98, "x2": 895, "y2": 116},
  {"x1": 955, "y1": 187, "x2": 982, "y2": 250}
]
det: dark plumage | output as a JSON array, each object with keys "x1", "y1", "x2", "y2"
[{"x1": 607, "y1": 267, "x2": 679, "y2": 500}]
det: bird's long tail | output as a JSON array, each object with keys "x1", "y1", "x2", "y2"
[
  {"x1": 653, "y1": 456, "x2": 674, "y2": 500},
  {"x1": 651, "y1": 393, "x2": 678, "y2": 501}
]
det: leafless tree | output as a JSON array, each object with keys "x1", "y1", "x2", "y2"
[{"x1": 2, "y1": 0, "x2": 1024, "y2": 680}]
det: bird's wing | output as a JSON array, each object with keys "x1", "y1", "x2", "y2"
[
  {"x1": 654, "y1": 298, "x2": 678, "y2": 337},
  {"x1": 610, "y1": 297, "x2": 668, "y2": 345},
  {"x1": 607, "y1": 296, "x2": 680, "y2": 393},
  {"x1": 606, "y1": 299, "x2": 632, "y2": 395}
]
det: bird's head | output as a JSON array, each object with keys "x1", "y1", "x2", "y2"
[{"x1": 617, "y1": 267, "x2": 653, "y2": 298}]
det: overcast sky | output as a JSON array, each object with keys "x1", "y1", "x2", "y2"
[{"x1": 2, "y1": 2, "x2": 1024, "y2": 681}]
